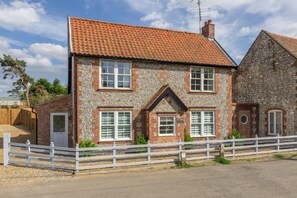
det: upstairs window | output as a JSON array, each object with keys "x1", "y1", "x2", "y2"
[
  {"x1": 101, "y1": 60, "x2": 131, "y2": 89},
  {"x1": 191, "y1": 67, "x2": 214, "y2": 92}
]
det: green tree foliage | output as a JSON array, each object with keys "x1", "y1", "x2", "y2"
[
  {"x1": 0, "y1": 54, "x2": 33, "y2": 107},
  {"x1": 30, "y1": 78, "x2": 68, "y2": 105}
]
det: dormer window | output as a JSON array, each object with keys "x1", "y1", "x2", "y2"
[
  {"x1": 190, "y1": 67, "x2": 214, "y2": 92},
  {"x1": 101, "y1": 60, "x2": 131, "y2": 89}
]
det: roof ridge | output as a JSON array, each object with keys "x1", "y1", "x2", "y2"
[
  {"x1": 69, "y1": 16, "x2": 204, "y2": 37},
  {"x1": 264, "y1": 30, "x2": 297, "y2": 40}
]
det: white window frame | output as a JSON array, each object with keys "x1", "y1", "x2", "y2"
[
  {"x1": 268, "y1": 110, "x2": 283, "y2": 136},
  {"x1": 190, "y1": 111, "x2": 215, "y2": 137},
  {"x1": 100, "y1": 111, "x2": 132, "y2": 141},
  {"x1": 158, "y1": 116, "x2": 176, "y2": 136},
  {"x1": 190, "y1": 66, "x2": 215, "y2": 92},
  {"x1": 100, "y1": 60, "x2": 132, "y2": 90}
]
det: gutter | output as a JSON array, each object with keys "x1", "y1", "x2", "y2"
[{"x1": 31, "y1": 106, "x2": 38, "y2": 144}]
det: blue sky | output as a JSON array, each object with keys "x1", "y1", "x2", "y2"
[{"x1": 0, "y1": 0, "x2": 297, "y2": 96}]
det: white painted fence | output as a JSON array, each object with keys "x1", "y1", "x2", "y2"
[{"x1": 3, "y1": 133, "x2": 297, "y2": 172}]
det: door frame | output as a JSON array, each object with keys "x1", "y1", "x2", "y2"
[{"x1": 50, "y1": 112, "x2": 68, "y2": 147}]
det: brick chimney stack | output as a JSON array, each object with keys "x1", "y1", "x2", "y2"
[{"x1": 202, "y1": 20, "x2": 215, "y2": 39}]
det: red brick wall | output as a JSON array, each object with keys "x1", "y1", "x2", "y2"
[{"x1": 34, "y1": 95, "x2": 73, "y2": 146}]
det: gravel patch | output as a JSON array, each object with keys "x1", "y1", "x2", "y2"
[{"x1": 0, "y1": 125, "x2": 71, "y2": 189}]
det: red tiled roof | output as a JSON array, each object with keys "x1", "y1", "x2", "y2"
[
  {"x1": 265, "y1": 31, "x2": 297, "y2": 59},
  {"x1": 69, "y1": 17, "x2": 235, "y2": 67}
]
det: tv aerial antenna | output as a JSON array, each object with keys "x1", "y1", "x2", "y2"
[{"x1": 190, "y1": 0, "x2": 202, "y2": 33}]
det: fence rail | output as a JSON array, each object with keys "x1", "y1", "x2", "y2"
[{"x1": 3, "y1": 133, "x2": 297, "y2": 172}]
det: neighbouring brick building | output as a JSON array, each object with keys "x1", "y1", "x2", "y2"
[
  {"x1": 233, "y1": 30, "x2": 297, "y2": 137},
  {"x1": 35, "y1": 17, "x2": 236, "y2": 147}
]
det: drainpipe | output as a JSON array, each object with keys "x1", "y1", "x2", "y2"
[{"x1": 31, "y1": 106, "x2": 38, "y2": 144}]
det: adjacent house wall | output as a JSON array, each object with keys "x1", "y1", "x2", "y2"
[
  {"x1": 34, "y1": 95, "x2": 73, "y2": 146},
  {"x1": 233, "y1": 31, "x2": 297, "y2": 136},
  {"x1": 75, "y1": 57, "x2": 233, "y2": 144}
]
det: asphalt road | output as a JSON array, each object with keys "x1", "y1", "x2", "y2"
[{"x1": 2, "y1": 159, "x2": 297, "y2": 198}]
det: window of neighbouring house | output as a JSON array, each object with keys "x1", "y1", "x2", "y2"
[
  {"x1": 101, "y1": 60, "x2": 131, "y2": 89},
  {"x1": 100, "y1": 111, "x2": 132, "y2": 140},
  {"x1": 268, "y1": 110, "x2": 282, "y2": 135},
  {"x1": 159, "y1": 116, "x2": 175, "y2": 136},
  {"x1": 190, "y1": 67, "x2": 214, "y2": 92},
  {"x1": 190, "y1": 111, "x2": 215, "y2": 136}
]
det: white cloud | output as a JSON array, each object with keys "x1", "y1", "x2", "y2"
[
  {"x1": 239, "y1": 26, "x2": 252, "y2": 36},
  {"x1": 141, "y1": 12, "x2": 162, "y2": 21},
  {"x1": 0, "y1": 1, "x2": 66, "y2": 41},
  {"x1": 28, "y1": 43, "x2": 67, "y2": 62},
  {"x1": 124, "y1": 0, "x2": 297, "y2": 63},
  {"x1": 0, "y1": 39, "x2": 68, "y2": 96}
]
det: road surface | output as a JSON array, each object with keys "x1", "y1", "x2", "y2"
[{"x1": 2, "y1": 159, "x2": 297, "y2": 198}]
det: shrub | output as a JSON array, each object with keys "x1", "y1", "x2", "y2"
[
  {"x1": 79, "y1": 140, "x2": 96, "y2": 157},
  {"x1": 214, "y1": 157, "x2": 230, "y2": 165},
  {"x1": 274, "y1": 154, "x2": 285, "y2": 159},
  {"x1": 228, "y1": 130, "x2": 244, "y2": 139},
  {"x1": 135, "y1": 134, "x2": 147, "y2": 145},
  {"x1": 184, "y1": 129, "x2": 193, "y2": 142},
  {"x1": 79, "y1": 140, "x2": 96, "y2": 148},
  {"x1": 177, "y1": 162, "x2": 193, "y2": 168}
]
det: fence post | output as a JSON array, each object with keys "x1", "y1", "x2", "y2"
[
  {"x1": 26, "y1": 140, "x2": 31, "y2": 166},
  {"x1": 178, "y1": 139, "x2": 182, "y2": 162},
  {"x1": 206, "y1": 137, "x2": 210, "y2": 159},
  {"x1": 277, "y1": 133, "x2": 280, "y2": 153},
  {"x1": 75, "y1": 144, "x2": 79, "y2": 172},
  {"x1": 3, "y1": 133, "x2": 11, "y2": 166},
  {"x1": 112, "y1": 142, "x2": 116, "y2": 168},
  {"x1": 255, "y1": 134, "x2": 259, "y2": 154},
  {"x1": 232, "y1": 136, "x2": 235, "y2": 158},
  {"x1": 147, "y1": 140, "x2": 151, "y2": 165},
  {"x1": 219, "y1": 143, "x2": 225, "y2": 158},
  {"x1": 50, "y1": 142, "x2": 55, "y2": 169}
]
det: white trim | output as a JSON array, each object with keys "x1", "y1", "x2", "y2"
[
  {"x1": 99, "y1": 60, "x2": 132, "y2": 90},
  {"x1": 190, "y1": 111, "x2": 215, "y2": 137},
  {"x1": 190, "y1": 66, "x2": 215, "y2": 92},
  {"x1": 268, "y1": 110, "x2": 283, "y2": 136},
  {"x1": 100, "y1": 111, "x2": 132, "y2": 141},
  {"x1": 50, "y1": 113, "x2": 68, "y2": 147},
  {"x1": 158, "y1": 115, "x2": 176, "y2": 136},
  {"x1": 68, "y1": 17, "x2": 73, "y2": 53}
]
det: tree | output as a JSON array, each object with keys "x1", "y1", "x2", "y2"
[
  {"x1": 0, "y1": 54, "x2": 33, "y2": 107},
  {"x1": 29, "y1": 78, "x2": 68, "y2": 105}
]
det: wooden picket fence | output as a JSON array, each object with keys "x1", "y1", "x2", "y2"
[
  {"x1": 0, "y1": 108, "x2": 36, "y2": 131},
  {"x1": 3, "y1": 133, "x2": 297, "y2": 172}
]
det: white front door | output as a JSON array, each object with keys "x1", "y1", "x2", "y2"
[{"x1": 50, "y1": 113, "x2": 68, "y2": 147}]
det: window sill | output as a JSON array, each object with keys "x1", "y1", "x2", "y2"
[
  {"x1": 97, "y1": 89, "x2": 133, "y2": 92},
  {"x1": 189, "y1": 91, "x2": 216, "y2": 94},
  {"x1": 99, "y1": 138, "x2": 132, "y2": 142},
  {"x1": 191, "y1": 135, "x2": 216, "y2": 138},
  {"x1": 158, "y1": 134, "x2": 176, "y2": 137}
]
